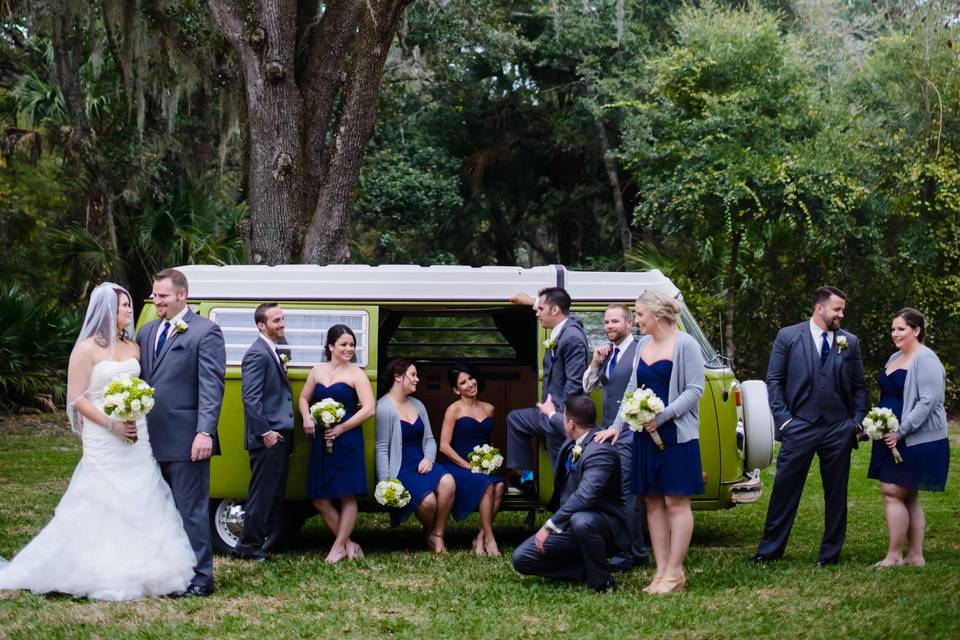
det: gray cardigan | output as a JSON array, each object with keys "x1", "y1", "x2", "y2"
[
  {"x1": 375, "y1": 396, "x2": 436, "y2": 482},
  {"x1": 886, "y1": 345, "x2": 948, "y2": 446},
  {"x1": 611, "y1": 332, "x2": 705, "y2": 444}
]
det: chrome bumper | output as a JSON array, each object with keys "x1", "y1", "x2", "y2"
[{"x1": 730, "y1": 470, "x2": 763, "y2": 504}]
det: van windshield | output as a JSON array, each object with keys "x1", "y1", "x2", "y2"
[{"x1": 679, "y1": 302, "x2": 722, "y2": 368}]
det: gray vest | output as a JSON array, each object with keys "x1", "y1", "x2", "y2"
[
  {"x1": 794, "y1": 345, "x2": 849, "y2": 425},
  {"x1": 600, "y1": 339, "x2": 639, "y2": 428}
]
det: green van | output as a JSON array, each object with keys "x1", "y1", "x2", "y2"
[{"x1": 135, "y1": 264, "x2": 775, "y2": 553}]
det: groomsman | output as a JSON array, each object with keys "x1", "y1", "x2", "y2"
[
  {"x1": 512, "y1": 396, "x2": 628, "y2": 592},
  {"x1": 233, "y1": 303, "x2": 295, "y2": 562},
  {"x1": 754, "y1": 286, "x2": 867, "y2": 566},
  {"x1": 507, "y1": 287, "x2": 588, "y2": 495},
  {"x1": 136, "y1": 268, "x2": 226, "y2": 596},
  {"x1": 582, "y1": 304, "x2": 649, "y2": 570}
]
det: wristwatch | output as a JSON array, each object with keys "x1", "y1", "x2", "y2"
[{"x1": 198, "y1": 431, "x2": 212, "y2": 437}]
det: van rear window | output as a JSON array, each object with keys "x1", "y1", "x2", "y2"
[{"x1": 210, "y1": 308, "x2": 370, "y2": 367}]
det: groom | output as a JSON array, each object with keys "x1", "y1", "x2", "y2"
[
  {"x1": 754, "y1": 286, "x2": 867, "y2": 566},
  {"x1": 137, "y1": 268, "x2": 226, "y2": 596}
]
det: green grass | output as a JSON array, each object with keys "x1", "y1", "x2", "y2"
[{"x1": 1, "y1": 414, "x2": 958, "y2": 639}]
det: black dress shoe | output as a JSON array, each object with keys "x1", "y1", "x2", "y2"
[
  {"x1": 816, "y1": 557, "x2": 839, "y2": 568},
  {"x1": 749, "y1": 553, "x2": 778, "y2": 564},
  {"x1": 593, "y1": 577, "x2": 616, "y2": 593},
  {"x1": 182, "y1": 584, "x2": 215, "y2": 598}
]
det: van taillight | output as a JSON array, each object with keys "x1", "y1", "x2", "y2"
[{"x1": 734, "y1": 389, "x2": 742, "y2": 406}]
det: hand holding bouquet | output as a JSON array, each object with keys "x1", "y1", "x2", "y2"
[
  {"x1": 621, "y1": 387, "x2": 666, "y2": 449},
  {"x1": 862, "y1": 407, "x2": 903, "y2": 463},
  {"x1": 102, "y1": 374, "x2": 155, "y2": 444},
  {"x1": 374, "y1": 478, "x2": 411, "y2": 508},
  {"x1": 468, "y1": 444, "x2": 504, "y2": 475},
  {"x1": 310, "y1": 398, "x2": 346, "y2": 453}
]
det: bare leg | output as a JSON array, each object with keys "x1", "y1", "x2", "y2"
[
  {"x1": 313, "y1": 498, "x2": 347, "y2": 561},
  {"x1": 643, "y1": 496, "x2": 669, "y2": 591},
  {"x1": 663, "y1": 495, "x2": 693, "y2": 578},
  {"x1": 429, "y1": 474, "x2": 455, "y2": 554},
  {"x1": 331, "y1": 496, "x2": 362, "y2": 560},
  {"x1": 414, "y1": 493, "x2": 438, "y2": 534},
  {"x1": 903, "y1": 489, "x2": 926, "y2": 566},
  {"x1": 483, "y1": 483, "x2": 504, "y2": 556},
  {"x1": 879, "y1": 482, "x2": 908, "y2": 566},
  {"x1": 476, "y1": 485, "x2": 495, "y2": 556}
]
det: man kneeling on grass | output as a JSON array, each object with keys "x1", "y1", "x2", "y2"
[{"x1": 512, "y1": 396, "x2": 628, "y2": 593}]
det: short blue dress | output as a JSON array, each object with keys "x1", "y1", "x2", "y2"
[
  {"x1": 306, "y1": 382, "x2": 367, "y2": 499},
  {"x1": 867, "y1": 369, "x2": 950, "y2": 491},
  {"x1": 630, "y1": 359, "x2": 705, "y2": 497},
  {"x1": 391, "y1": 417, "x2": 450, "y2": 527},
  {"x1": 441, "y1": 416, "x2": 505, "y2": 521}
]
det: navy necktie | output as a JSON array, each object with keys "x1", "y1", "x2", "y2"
[
  {"x1": 819, "y1": 331, "x2": 830, "y2": 365},
  {"x1": 608, "y1": 346, "x2": 620, "y2": 377},
  {"x1": 155, "y1": 321, "x2": 170, "y2": 358}
]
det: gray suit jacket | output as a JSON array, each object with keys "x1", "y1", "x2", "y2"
[
  {"x1": 241, "y1": 337, "x2": 294, "y2": 451},
  {"x1": 136, "y1": 309, "x2": 227, "y2": 462},
  {"x1": 550, "y1": 428, "x2": 628, "y2": 549},
  {"x1": 543, "y1": 315, "x2": 589, "y2": 404},
  {"x1": 766, "y1": 322, "x2": 868, "y2": 430}
]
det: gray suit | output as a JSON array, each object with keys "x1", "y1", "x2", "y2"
[
  {"x1": 757, "y1": 322, "x2": 867, "y2": 562},
  {"x1": 136, "y1": 309, "x2": 226, "y2": 588},
  {"x1": 234, "y1": 337, "x2": 294, "y2": 559},
  {"x1": 584, "y1": 337, "x2": 648, "y2": 567},
  {"x1": 512, "y1": 428, "x2": 629, "y2": 589},
  {"x1": 507, "y1": 316, "x2": 589, "y2": 468}
]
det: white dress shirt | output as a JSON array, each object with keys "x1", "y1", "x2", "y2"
[
  {"x1": 809, "y1": 319, "x2": 834, "y2": 351},
  {"x1": 544, "y1": 431, "x2": 590, "y2": 533},
  {"x1": 583, "y1": 334, "x2": 636, "y2": 392},
  {"x1": 155, "y1": 306, "x2": 189, "y2": 352}
]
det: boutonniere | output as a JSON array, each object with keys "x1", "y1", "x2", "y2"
[
  {"x1": 279, "y1": 353, "x2": 289, "y2": 365},
  {"x1": 543, "y1": 337, "x2": 558, "y2": 351},
  {"x1": 572, "y1": 444, "x2": 583, "y2": 461},
  {"x1": 174, "y1": 319, "x2": 188, "y2": 334},
  {"x1": 836, "y1": 335, "x2": 848, "y2": 352}
]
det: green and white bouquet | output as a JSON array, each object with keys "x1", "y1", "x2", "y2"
[
  {"x1": 374, "y1": 478, "x2": 411, "y2": 508},
  {"x1": 862, "y1": 407, "x2": 903, "y2": 463},
  {"x1": 102, "y1": 374, "x2": 155, "y2": 444},
  {"x1": 621, "y1": 386, "x2": 666, "y2": 449},
  {"x1": 468, "y1": 444, "x2": 504, "y2": 475},
  {"x1": 310, "y1": 398, "x2": 346, "y2": 453}
]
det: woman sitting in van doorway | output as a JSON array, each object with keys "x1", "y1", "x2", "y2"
[
  {"x1": 376, "y1": 360, "x2": 456, "y2": 555},
  {"x1": 438, "y1": 363, "x2": 506, "y2": 556},
  {"x1": 300, "y1": 324, "x2": 375, "y2": 563},
  {"x1": 596, "y1": 291, "x2": 705, "y2": 594}
]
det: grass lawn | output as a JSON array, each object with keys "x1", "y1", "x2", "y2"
[{"x1": 1, "y1": 414, "x2": 958, "y2": 639}]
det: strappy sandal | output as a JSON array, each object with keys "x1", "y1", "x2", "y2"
[
  {"x1": 641, "y1": 576, "x2": 663, "y2": 593},
  {"x1": 650, "y1": 573, "x2": 685, "y2": 594}
]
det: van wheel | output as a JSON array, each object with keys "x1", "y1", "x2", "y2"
[
  {"x1": 740, "y1": 380, "x2": 775, "y2": 470},
  {"x1": 209, "y1": 499, "x2": 311, "y2": 555}
]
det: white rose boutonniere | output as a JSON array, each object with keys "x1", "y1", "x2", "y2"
[
  {"x1": 543, "y1": 337, "x2": 558, "y2": 351},
  {"x1": 836, "y1": 335, "x2": 848, "y2": 352},
  {"x1": 174, "y1": 319, "x2": 188, "y2": 334},
  {"x1": 280, "y1": 353, "x2": 289, "y2": 365},
  {"x1": 572, "y1": 444, "x2": 583, "y2": 461}
]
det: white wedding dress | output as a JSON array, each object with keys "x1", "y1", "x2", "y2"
[{"x1": 0, "y1": 358, "x2": 195, "y2": 600}]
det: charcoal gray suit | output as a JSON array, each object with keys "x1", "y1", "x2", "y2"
[
  {"x1": 233, "y1": 336, "x2": 294, "y2": 559},
  {"x1": 136, "y1": 309, "x2": 226, "y2": 589},
  {"x1": 507, "y1": 316, "x2": 588, "y2": 468},
  {"x1": 512, "y1": 428, "x2": 628, "y2": 589},
  {"x1": 757, "y1": 321, "x2": 867, "y2": 562}
]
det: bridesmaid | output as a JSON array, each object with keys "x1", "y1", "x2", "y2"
[
  {"x1": 597, "y1": 291, "x2": 704, "y2": 594},
  {"x1": 299, "y1": 324, "x2": 374, "y2": 563},
  {"x1": 438, "y1": 364, "x2": 506, "y2": 556},
  {"x1": 375, "y1": 359, "x2": 455, "y2": 555},
  {"x1": 868, "y1": 308, "x2": 950, "y2": 568}
]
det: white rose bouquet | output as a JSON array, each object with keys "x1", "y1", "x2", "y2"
[
  {"x1": 862, "y1": 407, "x2": 903, "y2": 463},
  {"x1": 621, "y1": 386, "x2": 666, "y2": 450},
  {"x1": 467, "y1": 444, "x2": 504, "y2": 475},
  {"x1": 310, "y1": 398, "x2": 347, "y2": 453},
  {"x1": 102, "y1": 374, "x2": 155, "y2": 444},
  {"x1": 374, "y1": 478, "x2": 411, "y2": 508}
]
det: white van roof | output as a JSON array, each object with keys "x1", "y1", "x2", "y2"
[{"x1": 175, "y1": 264, "x2": 681, "y2": 302}]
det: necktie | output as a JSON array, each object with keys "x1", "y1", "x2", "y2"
[
  {"x1": 820, "y1": 331, "x2": 830, "y2": 365},
  {"x1": 607, "y1": 346, "x2": 620, "y2": 377},
  {"x1": 155, "y1": 321, "x2": 170, "y2": 357}
]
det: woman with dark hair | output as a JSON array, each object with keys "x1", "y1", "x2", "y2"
[
  {"x1": 868, "y1": 308, "x2": 949, "y2": 567},
  {"x1": 438, "y1": 364, "x2": 505, "y2": 556},
  {"x1": 375, "y1": 359, "x2": 455, "y2": 554},
  {"x1": 299, "y1": 324, "x2": 374, "y2": 562}
]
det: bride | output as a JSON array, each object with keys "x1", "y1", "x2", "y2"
[{"x1": 0, "y1": 282, "x2": 195, "y2": 600}]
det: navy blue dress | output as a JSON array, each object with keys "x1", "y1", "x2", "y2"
[
  {"x1": 441, "y1": 416, "x2": 505, "y2": 521},
  {"x1": 306, "y1": 383, "x2": 367, "y2": 499},
  {"x1": 391, "y1": 417, "x2": 450, "y2": 526},
  {"x1": 630, "y1": 359, "x2": 705, "y2": 497},
  {"x1": 867, "y1": 369, "x2": 949, "y2": 491}
]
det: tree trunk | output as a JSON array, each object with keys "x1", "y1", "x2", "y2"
[
  {"x1": 595, "y1": 116, "x2": 631, "y2": 265},
  {"x1": 725, "y1": 218, "x2": 740, "y2": 364}
]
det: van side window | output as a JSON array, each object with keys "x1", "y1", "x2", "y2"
[
  {"x1": 387, "y1": 313, "x2": 516, "y2": 360},
  {"x1": 575, "y1": 311, "x2": 611, "y2": 354},
  {"x1": 210, "y1": 308, "x2": 370, "y2": 367}
]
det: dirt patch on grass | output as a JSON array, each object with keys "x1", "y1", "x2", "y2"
[{"x1": 0, "y1": 414, "x2": 71, "y2": 437}]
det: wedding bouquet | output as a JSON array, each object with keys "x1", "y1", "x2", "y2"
[
  {"x1": 102, "y1": 374, "x2": 155, "y2": 444},
  {"x1": 621, "y1": 386, "x2": 666, "y2": 449},
  {"x1": 862, "y1": 407, "x2": 903, "y2": 463},
  {"x1": 467, "y1": 444, "x2": 504, "y2": 475},
  {"x1": 310, "y1": 398, "x2": 346, "y2": 453},
  {"x1": 374, "y1": 478, "x2": 411, "y2": 508}
]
